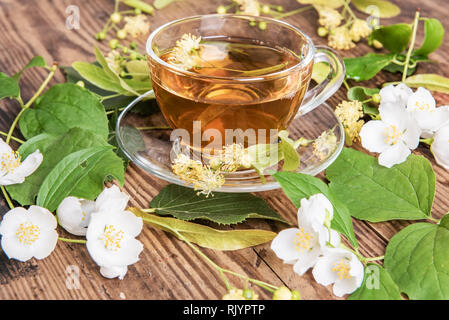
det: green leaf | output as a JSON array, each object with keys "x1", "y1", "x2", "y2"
[
  {"x1": 125, "y1": 60, "x2": 150, "y2": 81},
  {"x1": 278, "y1": 130, "x2": 300, "y2": 171},
  {"x1": 344, "y1": 53, "x2": 395, "y2": 81},
  {"x1": 149, "y1": 184, "x2": 286, "y2": 225},
  {"x1": 94, "y1": 46, "x2": 139, "y2": 96},
  {"x1": 326, "y1": 148, "x2": 435, "y2": 222},
  {"x1": 19, "y1": 83, "x2": 109, "y2": 140},
  {"x1": 347, "y1": 86, "x2": 380, "y2": 116},
  {"x1": 36, "y1": 146, "x2": 124, "y2": 212},
  {"x1": 311, "y1": 62, "x2": 330, "y2": 84},
  {"x1": 273, "y1": 171, "x2": 358, "y2": 248},
  {"x1": 72, "y1": 62, "x2": 127, "y2": 94},
  {"x1": 153, "y1": 0, "x2": 175, "y2": 10},
  {"x1": 131, "y1": 208, "x2": 277, "y2": 250},
  {"x1": 371, "y1": 23, "x2": 412, "y2": 53},
  {"x1": 383, "y1": 61, "x2": 416, "y2": 77},
  {"x1": 384, "y1": 215, "x2": 449, "y2": 299},
  {"x1": 247, "y1": 143, "x2": 281, "y2": 177},
  {"x1": 6, "y1": 128, "x2": 110, "y2": 205},
  {"x1": 351, "y1": 0, "x2": 400, "y2": 18},
  {"x1": 405, "y1": 74, "x2": 449, "y2": 94},
  {"x1": 0, "y1": 72, "x2": 20, "y2": 100},
  {"x1": 12, "y1": 56, "x2": 46, "y2": 82},
  {"x1": 122, "y1": 0, "x2": 154, "y2": 14},
  {"x1": 348, "y1": 264, "x2": 402, "y2": 300},
  {"x1": 414, "y1": 18, "x2": 444, "y2": 57}
]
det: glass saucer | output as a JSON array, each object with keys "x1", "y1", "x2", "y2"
[{"x1": 116, "y1": 90, "x2": 344, "y2": 193}]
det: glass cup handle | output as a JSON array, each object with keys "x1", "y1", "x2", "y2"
[{"x1": 295, "y1": 45, "x2": 345, "y2": 118}]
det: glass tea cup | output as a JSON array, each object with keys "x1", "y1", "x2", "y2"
[{"x1": 146, "y1": 14, "x2": 344, "y2": 152}]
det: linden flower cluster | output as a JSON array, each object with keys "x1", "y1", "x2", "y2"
[
  {"x1": 271, "y1": 194, "x2": 364, "y2": 297},
  {"x1": 312, "y1": 129, "x2": 338, "y2": 161},
  {"x1": 172, "y1": 144, "x2": 252, "y2": 196},
  {"x1": 172, "y1": 154, "x2": 225, "y2": 197},
  {"x1": 335, "y1": 100, "x2": 365, "y2": 145},
  {"x1": 233, "y1": 0, "x2": 261, "y2": 16},
  {"x1": 314, "y1": 5, "x2": 372, "y2": 50},
  {"x1": 168, "y1": 33, "x2": 202, "y2": 71}
]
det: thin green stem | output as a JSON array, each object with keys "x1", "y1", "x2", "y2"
[
  {"x1": 402, "y1": 11, "x2": 420, "y2": 82},
  {"x1": 343, "y1": 79, "x2": 350, "y2": 91},
  {"x1": 364, "y1": 255, "x2": 384, "y2": 262},
  {"x1": 6, "y1": 64, "x2": 58, "y2": 145},
  {"x1": 342, "y1": 0, "x2": 357, "y2": 20},
  {"x1": 140, "y1": 214, "x2": 279, "y2": 294},
  {"x1": 428, "y1": 216, "x2": 441, "y2": 224},
  {"x1": 99, "y1": 93, "x2": 122, "y2": 102},
  {"x1": 114, "y1": 0, "x2": 120, "y2": 12},
  {"x1": 274, "y1": 5, "x2": 312, "y2": 19},
  {"x1": 105, "y1": 107, "x2": 126, "y2": 115},
  {"x1": 58, "y1": 237, "x2": 87, "y2": 244},
  {"x1": 0, "y1": 131, "x2": 24, "y2": 144},
  {"x1": 1, "y1": 186, "x2": 14, "y2": 209}
]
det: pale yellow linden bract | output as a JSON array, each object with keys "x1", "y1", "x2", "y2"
[
  {"x1": 1, "y1": 151, "x2": 21, "y2": 174},
  {"x1": 293, "y1": 227, "x2": 313, "y2": 252},
  {"x1": 383, "y1": 125, "x2": 402, "y2": 145},
  {"x1": 16, "y1": 222, "x2": 40, "y2": 245},
  {"x1": 331, "y1": 259, "x2": 352, "y2": 280},
  {"x1": 100, "y1": 225, "x2": 124, "y2": 252}
]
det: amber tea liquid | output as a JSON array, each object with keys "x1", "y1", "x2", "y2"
[{"x1": 149, "y1": 37, "x2": 313, "y2": 149}]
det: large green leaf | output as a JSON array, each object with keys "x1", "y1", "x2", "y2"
[
  {"x1": 150, "y1": 184, "x2": 286, "y2": 225},
  {"x1": 6, "y1": 128, "x2": 110, "y2": 205},
  {"x1": 131, "y1": 208, "x2": 277, "y2": 251},
  {"x1": 344, "y1": 53, "x2": 395, "y2": 81},
  {"x1": 326, "y1": 148, "x2": 435, "y2": 222},
  {"x1": 12, "y1": 56, "x2": 47, "y2": 82},
  {"x1": 371, "y1": 23, "x2": 412, "y2": 53},
  {"x1": 414, "y1": 18, "x2": 444, "y2": 57},
  {"x1": 384, "y1": 215, "x2": 449, "y2": 299},
  {"x1": 0, "y1": 72, "x2": 20, "y2": 100},
  {"x1": 36, "y1": 146, "x2": 124, "y2": 212},
  {"x1": 72, "y1": 61, "x2": 127, "y2": 94},
  {"x1": 19, "y1": 83, "x2": 109, "y2": 140},
  {"x1": 405, "y1": 74, "x2": 449, "y2": 94},
  {"x1": 348, "y1": 263, "x2": 402, "y2": 300},
  {"x1": 351, "y1": 0, "x2": 400, "y2": 18},
  {"x1": 273, "y1": 171, "x2": 358, "y2": 248}
]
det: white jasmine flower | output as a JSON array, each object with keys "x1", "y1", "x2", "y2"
[
  {"x1": 86, "y1": 208, "x2": 143, "y2": 280},
  {"x1": 379, "y1": 83, "x2": 413, "y2": 107},
  {"x1": 0, "y1": 138, "x2": 43, "y2": 186},
  {"x1": 271, "y1": 194, "x2": 340, "y2": 275},
  {"x1": 431, "y1": 124, "x2": 449, "y2": 170},
  {"x1": 406, "y1": 87, "x2": 449, "y2": 137},
  {"x1": 0, "y1": 206, "x2": 58, "y2": 262},
  {"x1": 123, "y1": 14, "x2": 150, "y2": 38},
  {"x1": 312, "y1": 247, "x2": 364, "y2": 297},
  {"x1": 57, "y1": 197, "x2": 95, "y2": 236},
  {"x1": 360, "y1": 103, "x2": 421, "y2": 168},
  {"x1": 56, "y1": 185, "x2": 128, "y2": 236}
]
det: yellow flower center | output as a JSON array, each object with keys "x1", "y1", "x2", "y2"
[
  {"x1": 1, "y1": 151, "x2": 21, "y2": 174},
  {"x1": 100, "y1": 225, "x2": 124, "y2": 251},
  {"x1": 16, "y1": 222, "x2": 40, "y2": 245},
  {"x1": 332, "y1": 259, "x2": 352, "y2": 280},
  {"x1": 384, "y1": 125, "x2": 402, "y2": 145},
  {"x1": 293, "y1": 227, "x2": 313, "y2": 252},
  {"x1": 413, "y1": 100, "x2": 432, "y2": 112}
]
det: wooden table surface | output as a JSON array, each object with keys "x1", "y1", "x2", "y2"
[{"x1": 0, "y1": 0, "x2": 448, "y2": 300}]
